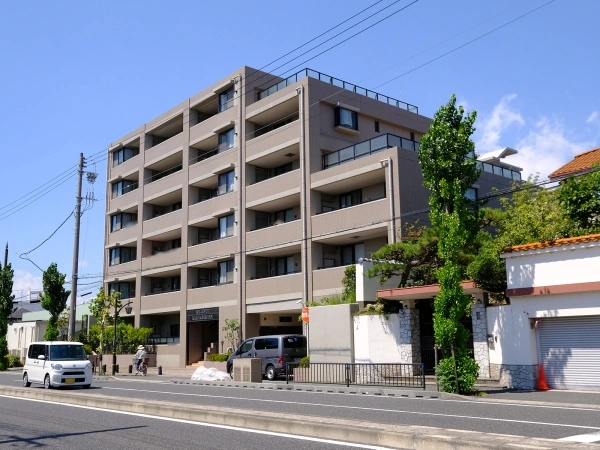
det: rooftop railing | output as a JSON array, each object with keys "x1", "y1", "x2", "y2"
[{"x1": 257, "y1": 68, "x2": 418, "y2": 113}]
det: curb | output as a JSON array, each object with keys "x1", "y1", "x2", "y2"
[
  {"x1": 168, "y1": 379, "x2": 467, "y2": 400},
  {"x1": 0, "y1": 386, "x2": 594, "y2": 450}
]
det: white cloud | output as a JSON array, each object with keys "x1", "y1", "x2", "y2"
[
  {"x1": 512, "y1": 117, "x2": 594, "y2": 179},
  {"x1": 475, "y1": 94, "x2": 524, "y2": 153},
  {"x1": 12, "y1": 270, "x2": 43, "y2": 294},
  {"x1": 586, "y1": 111, "x2": 599, "y2": 124}
]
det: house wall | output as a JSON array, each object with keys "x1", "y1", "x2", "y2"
[
  {"x1": 6, "y1": 322, "x2": 47, "y2": 359},
  {"x1": 308, "y1": 303, "x2": 358, "y2": 363}
]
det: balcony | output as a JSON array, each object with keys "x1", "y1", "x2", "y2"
[
  {"x1": 144, "y1": 133, "x2": 185, "y2": 166},
  {"x1": 189, "y1": 152, "x2": 237, "y2": 188},
  {"x1": 110, "y1": 153, "x2": 140, "y2": 180},
  {"x1": 142, "y1": 209, "x2": 184, "y2": 238},
  {"x1": 107, "y1": 188, "x2": 142, "y2": 216},
  {"x1": 143, "y1": 174, "x2": 182, "y2": 202},
  {"x1": 142, "y1": 247, "x2": 184, "y2": 271},
  {"x1": 477, "y1": 161, "x2": 522, "y2": 181},
  {"x1": 246, "y1": 219, "x2": 301, "y2": 252},
  {"x1": 106, "y1": 259, "x2": 139, "y2": 276},
  {"x1": 140, "y1": 290, "x2": 183, "y2": 313},
  {"x1": 107, "y1": 222, "x2": 139, "y2": 247},
  {"x1": 322, "y1": 134, "x2": 419, "y2": 170},
  {"x1": 246, "y1": 272, "x2": 303, "y2": 300},
  {"x1": 257, "y1": 68, "x2": 418, "y2": 113},
  {"x1": 188, "y1": 192, "x2": 236, "y2": 227},
  {"x1": 312, "y1": 266, "x2": 347, "y2": 293},
  {"x1": 189, "y1": 106, "x2": 237, "y2": 144},
  {"x1": 311, "y1": 198, "x2": 389, "y2": 239},
  {"x1": 245, "y1": 121, "x2": 300, "y2": 162},
  {"x1": 187, "y1": 282, "x2": 237, "y2": 308},
  {"x1": 246, "y1": 169, "x2": 300, "y2": 207},
  {"x1": 188, "y1": 236, "x2": 237, "y2": 264}
]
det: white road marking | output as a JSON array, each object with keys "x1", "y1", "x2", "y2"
[
  {"x1": 101, "y1": 386, "x2": 600, "y2": 431},
  {"x1": 560, "y1": 432, "x2": 600, "y2": 443},
  {"x1": 0, "y1": 394, "x2": 392, "y2": 449}
]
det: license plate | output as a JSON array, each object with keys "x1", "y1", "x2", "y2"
[{"x1": 65, "y1": 378, "x2": 75, "y2": 385}]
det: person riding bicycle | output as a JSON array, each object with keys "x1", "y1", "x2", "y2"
[{"x1": 134, "y1": 345, "x2": 147, "y2": 373}]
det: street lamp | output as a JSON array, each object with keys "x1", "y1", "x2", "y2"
[{"x1": 112, "y1": 300, "x2": 133, "y2": 376}]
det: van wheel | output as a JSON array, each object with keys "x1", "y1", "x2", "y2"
[
  {"x1": 44, "y1": 374, "x2": 52, "y2": 390},
  {"x1": 265, "y1": 365, "x2": 276, "y2": 381},
  {"x1": 23, "y1": 373, "x2": 31, "y2": 388}
]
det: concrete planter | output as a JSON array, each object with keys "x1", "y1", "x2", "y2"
[{"x1": 203, "y1": 361, "x2": 227, "y2": 372}]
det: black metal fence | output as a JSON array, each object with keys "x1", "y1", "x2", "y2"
[{"x1": 285, "y1": 362, "x2": 425, "y2": 390}]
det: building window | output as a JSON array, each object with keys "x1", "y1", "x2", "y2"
[
  {"x1": 375, "y1": 121, "x2": 380, "y2": 132},
  {"x1": 218, "y1": 86, "x2": 235, "y2": 113},
  {"x1": 112, "y1": 147, "x2": 139, "y2": 167},
  {"x1": 218, "y1": 260, "x2": 234, "y2": 284},
  {"x1": 275, "y1": 256, "x2": 295, "y2": 276},
  {"x1": 109, "y1": 247, "x2": 136, "y2": 266},
  {"x1": 218, "y1": 214, "x2": 234, "y2": 239},
  {"x1": 108, "y1": 282, "x2": 135, "y2": 299},
  {"x1": 274, "y1": 208, "x2": 294, "y2": 224},
  {"x1": 171, "y1": 238, "x2": 181, "y2": 249},
  {"x1": 171, "y1": 276, "x2": 181, "y2": 291},
  {"x1": 255, "y1": 212, "x2": 270, "y2": 230},
  {"x1": 273, "y1": 162, "x2": 293, "y2": 176},
  {"x1": 110, "y1": 212, "x2": 137, "y2": 232},
  {"x1": 111, "y1": 179, "x2": 137, "y2": 199},
  {"x1": 465, "y1": 188, "x2": 478, "y2": 202},
  {"x1": 334, "y1": 106, "x2": 358, "y2": 131},
  {"x1": 340, "y1": 189, "x2": 362, "y2": 209},
  {"x1": 172, "y1": 201, "x2": 182, "y2": 211},
  {"x1": 218, "y1": 170, "x2": 235, "y2": 196},
  {"x1": 341, "y1": 243, "x2": 365, "y2": 266},
  {"x1": 218, "y1": 128, "x2": 235, "y2": 151}
]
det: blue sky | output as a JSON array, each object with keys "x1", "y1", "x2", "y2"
[{"x1": 1, "y1": 0, "x2": 598, "y2": 301}]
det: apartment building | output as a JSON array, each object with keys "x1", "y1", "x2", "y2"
[{"x1": 103, "y1": 66, "x2": 520, "y2": 367}]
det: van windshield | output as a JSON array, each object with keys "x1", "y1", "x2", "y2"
[{"x1": 49, "y1": 345, "x2": 87, "y2": 361}]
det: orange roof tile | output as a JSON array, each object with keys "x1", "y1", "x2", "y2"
[
  {"x1": 503, "y1": 233, "x2": 600, "y2": 253},
  {"x1": 548, "y1": 147, "x2": 600, "y2": 179}
]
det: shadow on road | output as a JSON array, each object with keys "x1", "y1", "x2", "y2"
[{"x1": 0, "y1": 425, "x2": 146, "y2": 446}]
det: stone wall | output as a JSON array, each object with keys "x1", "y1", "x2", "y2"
[
  {"x1": 472, "y1": 300, "x2": 490, "y2": 378},
  {"x1": 490, "y1": 363, "x2": 539, "y2": 390}
]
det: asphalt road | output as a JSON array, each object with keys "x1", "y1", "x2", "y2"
[
  {"x1": 1, "y1": 372, "x2": 600, "y2": 443},
  {"x1": 0, "y1": 395, "x2": 397, "y2": 449}
]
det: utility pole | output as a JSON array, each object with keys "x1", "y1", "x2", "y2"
[
  {"x1": 3, "y1": 242, "x2": 7, "y2": 267},
  {"x1": 68, "y1": 153, "x2": 85, "y2": 340}
]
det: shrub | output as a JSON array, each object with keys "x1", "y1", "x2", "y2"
[
  {"x1": 435, "y1": 354, "x2": 479, "y2": 394},
  {"x1": 5, "y1": 354, "x2": 23, "y2": 368},
  {"x1": 299, "y1": 356, "x2": 310, "y2": 368},
  {"x1": 208, "y1": 353, "x2": 230, "y2": 362}
]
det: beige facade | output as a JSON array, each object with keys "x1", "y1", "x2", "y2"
[{"x1": 104, "y1": 66, "x2": 518, "y2": 367}]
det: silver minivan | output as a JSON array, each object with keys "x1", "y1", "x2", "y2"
[{"x1": 226, "y1": 334, "x2": 307, "y2": 381}]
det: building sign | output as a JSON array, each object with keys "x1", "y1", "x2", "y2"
[{"x1": 186, "y1": 307, "x2": 219, "y2": 322}]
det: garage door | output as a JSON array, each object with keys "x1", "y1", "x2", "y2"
[{"x1": 538, "y1": 316, "x2": 600, "y2": 390}]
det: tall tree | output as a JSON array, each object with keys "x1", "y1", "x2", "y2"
[
  {"x1": 418, "y1": 94, "x2": 480, "y2": 394},
  {"x1": 558, "y1": 164, "x2": 600, "y2": 233},
  {"x1": 0, "y1": 263, "x2": 15, "y2": 370},
  {"x1": 88, "y1": 287, "x2": 121, "y2": 354},
  {"x1": 41, "y1": 263, "x2": 70, "y2": 341}
]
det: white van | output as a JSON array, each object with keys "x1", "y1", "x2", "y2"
[{"x1": 23, "y1": 342, "x2": 93, "y2": 389}]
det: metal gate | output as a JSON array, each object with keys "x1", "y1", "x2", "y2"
[{"x1": 538, "y1": 316, "x2": 600, "y2": 391}]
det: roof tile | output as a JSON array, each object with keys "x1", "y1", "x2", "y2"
[
  {"x1": 503, "y1": 233, "x2": 600, "y2": 253},
  {"x1": 548, "y1": 147, "x2": 600, "y2": 179}
]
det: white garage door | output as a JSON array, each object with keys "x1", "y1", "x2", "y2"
[{"x1": 538, "y1": 316, "x2": 600, "y2": 390}]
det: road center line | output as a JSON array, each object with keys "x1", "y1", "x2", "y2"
[
  {"x1": 0, "y1": 395, "x2": 391, "y2": 450},
  {"x1": 101, "y1": 386, "x2": 600, "y2": 431}
]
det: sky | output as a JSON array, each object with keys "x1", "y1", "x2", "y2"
[{"x1": 1, "y1": 0, "x2": 598, "y2": 302}]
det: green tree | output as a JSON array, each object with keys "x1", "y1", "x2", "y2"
[
  {"x1": 41, "y1": 263, "x2": 70, "y2": 341},
  {"x1": 0, "y1": 263, "x2": 16, "y2": 371},
  {"x1": 56, "y1": 310, "x2": 71, "y2": 338},
  {"x1": 341, "y1": 265, "x2": 357, "y2": 302},
  {"x1": 88, "y1": 287, "x2": 121, "y2": 354},
  {"x1": 558, "y1": 164, "x2": 600, "y2": 232},
  {"x1": 222, "y1": 318, "x2": 240, "y2": 351},
  {"x1": 418, "y1": 94, "x2": 480, "y2": 394}
]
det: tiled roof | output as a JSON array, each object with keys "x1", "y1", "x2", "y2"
[
  {"x1": 548, "y1": 147, "x2": 600, "y2": 179},
  {"x1": 503, "y1": 233, "x2": 600, "y2": 253}
]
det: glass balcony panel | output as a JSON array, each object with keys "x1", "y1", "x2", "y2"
[
  {"x1": 512, "y1": 171, "x2": 522, "y2": 181},
  {"x1": 370, "y1": 135, "x2": 388, "y2": 151},
  {"x1": 503, "y1": 168, "x2": 512, "y2": 178},
  {"x1": 338, "y1": 146, "x2": 355, "y2": 162},
  {"x1": 493, "y1": 165, "x2": 503, "y2": 176},
  {"x1": 387, "y1": 135, "x2": 401, "y2": 148},
  {"x1": 323, "y1": 153, "x2": 338, "y2": 168},
  {"x1": 483, "y1": 163, "x2": 494, "y2": 173},
  {"x1": 401, "y1": 138, "x2": 415, "y2": 151},
  {"x1": 332, "y1": 77, "x2": 344, "y2": 88},
  {"x1": 367, "y1": 91, "x2": 377, "y2": 99},
  {"x1": 355, "y1": 141, "x2": 371, "y2": 157}
]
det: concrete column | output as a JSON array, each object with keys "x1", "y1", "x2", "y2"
[{"x1": 471, "y1": 295, "x2": 490, "y2": 378}]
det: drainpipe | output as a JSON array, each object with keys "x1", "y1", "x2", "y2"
[
  {"x1": 381, "y1": 157, "x2": 397, "y2": 243},
  {"x1": 236, "y1": 74, "x2": 244, "y2": 344},
  {"x1": 297, "y1": 86, "x2": 310, "y2": 353}
]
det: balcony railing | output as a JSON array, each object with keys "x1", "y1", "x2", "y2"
[
  {"x1": 146, "y1": 287, "x2": 181, "y2": 296},
  {"x1": 257, "y1": 68, "x2": 418, "y2": 113},
  {"x1": 250, "y1": 217, "x2": 300, "y2": 232},
  {"x1": 477, "y1": 161, "x2": 522, "y2": 181},
  {"x1": 190, "y1": 142, "x2": 234, "y2": 166},
  {"x1": 322, "y1": 134, "x2": 419, "y2": 169},
  {"x1": 191, "y1": 280, "x2": 234, "y2": 289},
  {"x1": 317, "y1": 196, "x2": 385, "y2": 215},
  {"x1": 250, "y1": 269, "x2": 302, "y2": 280}
]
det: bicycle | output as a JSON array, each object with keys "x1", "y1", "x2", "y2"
[{"x1": 133, "y1": 357, "x2": 148, "y2": 376}]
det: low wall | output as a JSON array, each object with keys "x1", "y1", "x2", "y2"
[{"x1": 309, "y1": 303, "x2": 358, "y2": 363}]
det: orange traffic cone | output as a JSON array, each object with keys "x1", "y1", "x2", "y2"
[{"x1": 536, "y1": 364, "x2": 550, "y2": 391}]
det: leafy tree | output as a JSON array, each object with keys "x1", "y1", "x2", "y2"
[
  {"x1": 88, "y1": 287, "x2": 121, "y2": 354},
  {"x1": 222, "y1": 318, "x2": 240, "y2": 351},
  {"x1": 558, "y1": 164, "x2": 600, "y2": 232},
  {"x1": 341, "y1": 265, "x2": 356, "y2": 302},
  {"x1": 41, "y1": 263, "x2": 70, "y2": 341},
  {"x1": 418, "y1": 94, "x2": 480, "y2": 394},
  {"x1": 0, "y1": 263, "x2": 15, "y2": 371},
  {"x1": 56, "y1": 310, "x2": 71, "y2": 338}
]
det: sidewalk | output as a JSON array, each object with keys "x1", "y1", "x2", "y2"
[{"x1": 480, "y1": 388, "x2": 600, "y2": 407}]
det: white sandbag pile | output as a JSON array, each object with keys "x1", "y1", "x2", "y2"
[{"x1": 191, "y1": 366, "x2": 231, "y2": 381}]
